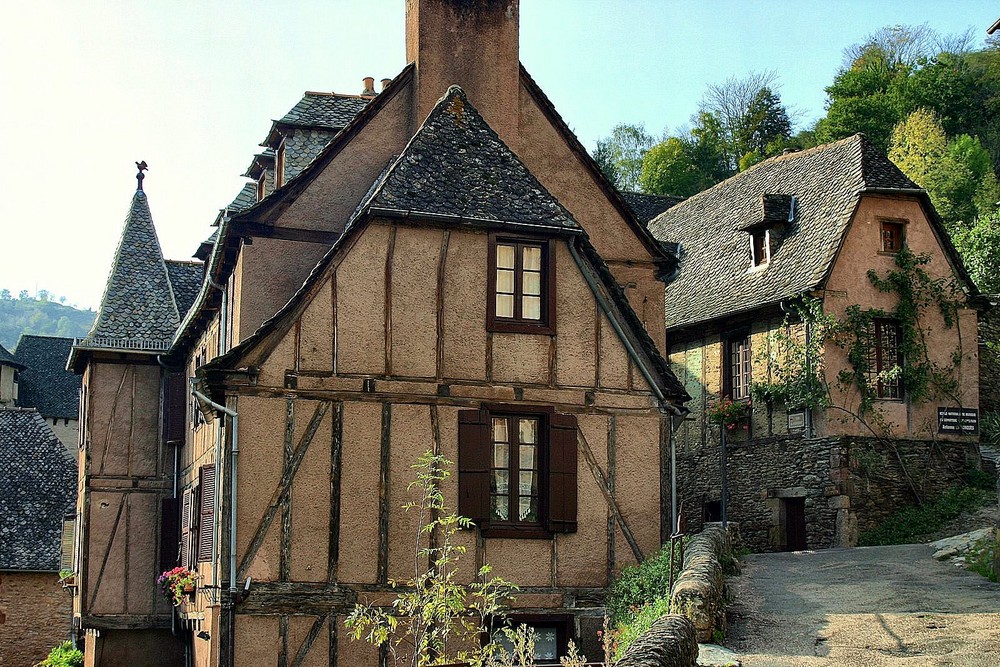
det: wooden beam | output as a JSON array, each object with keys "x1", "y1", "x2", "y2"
[
  {"x1": 328, "y1": 402, "x2": 344, "y2": 582},
  {"x1": 228, "y1": 221, "x2": 341, "y2": 245},
  {"x1": 384, "y1": 227, "x2": 397, "y2": 377},
  {"x1": 89, "y1": 495, "x2": 126, "y2": 607},
  {"x1": 435, "y1": 230, "x2": 450, "y2": 379},
  {"x1": 291, "y1": 615, "x2": 329, "y2": 667},
  {"x1": 278, "y1": 615, "x2": 289, "y2": 667},
  {"x1": 606, "y1": 416, "x2": 617, "y2": 585},
  {"x1": 576, "y1": 427, "x2": 644, "y2": 563},
  {"x1": 377, "y1": 403, "x2": 392, "y2": 584},
  {"x1": 238, "y1": 582, "x2": 356, "y2": 615},
  {"x1": 281, "y1": 399, "x2": 295, "y2": 582},
  {"x1": 237, "y1": 401, "x2": 331, "y2": 580}
]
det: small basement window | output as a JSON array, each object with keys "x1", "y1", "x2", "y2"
[
  {"x1": 750, "y1": 230, "x2": 770, "y2": 267},
  {"x1": 880, "y1": 219, "x2": 905, "y2": 253}
]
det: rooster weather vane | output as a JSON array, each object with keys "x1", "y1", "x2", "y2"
[{"x1": 136, "y1": 160, "x2": 148, "y2": 191}]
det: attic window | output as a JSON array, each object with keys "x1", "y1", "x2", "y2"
[
  {"x1": 750, "y1": 230, "x2": 770, "y2": 267},
  {"x1": 488, "y1": 235, "x2": 555, "y2": 334},
  {"x1": 275, "y1": 141, "x2": 286, "y2": 188},
  {"x1": 256, "y1": 175, "x2": 266, "y2": 202},
  {"x1": 880, "y1": 219, "x2": 905, "y2": 253}
]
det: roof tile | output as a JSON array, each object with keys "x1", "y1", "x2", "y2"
[{"x1": 13, "y1": 336, "x2": 79, "y2": 419}]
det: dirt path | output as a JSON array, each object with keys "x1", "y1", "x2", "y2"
[{"x1": 725, "y1": 544, "x2": 1000, "y2": 666}]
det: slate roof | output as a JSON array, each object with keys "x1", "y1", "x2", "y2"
[
  {"x1": 0, "y1": 343, "x2": 23, "y2": 370},
  {"x1": 277, "y1": 93, "x2": 370, "y2": 129},
  {"x1": 229, "y1": 182, "x2": 257, "y2": 212},
  {"x1": 620, "y1": 191, "x2": 685, "y2": 224},
  {"x1": 649, "y1": 134, "x2": 924, "y2": 330},
  {"x1": 0, "y1": 408, "x2": 77, "y2": 571},
  {"x1": 13, "y1": 336, "x2": 79, "y2": 419},
  {"x1": 165, "y1": 261, "x2": 204, "y2": 320},
  {"x1": 356, "y1": 86, "x2": 578, "y2": 231},
  {"x1": 83, "y1": 190, "x2": 179, "y2": 351}
]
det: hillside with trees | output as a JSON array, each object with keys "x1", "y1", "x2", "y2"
[
  {"x1": 0, "y1": 290, "x2": 96, "y2": 350},
  {"x1": 594, "y1": 24, "x2": 1000, "y2": 293}
]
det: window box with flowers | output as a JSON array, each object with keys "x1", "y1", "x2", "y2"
[
  {"x1": 158, "y1": 567, "x2": 198, "y2": 607},
  {"x1": 707, "y1": 397, "x2": 751, "y2": 438}
]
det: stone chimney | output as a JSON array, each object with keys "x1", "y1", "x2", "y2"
[
  {"x1": 362, "y1": 76, "x2": 376, "y2": 96},
  {"x1": 381, "y1": 78, "x2": 392, "y2": 91},
  {"x1": 406, "y1": 0, "x2": 520, "y2": 144}
]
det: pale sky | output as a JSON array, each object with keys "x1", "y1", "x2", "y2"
[{"x1": 2, "y1": 1, "x2": 996, "y2": 310}]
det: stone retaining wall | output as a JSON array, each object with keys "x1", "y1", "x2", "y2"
[
  {"x1": 674, "y1": 435, "x2": 980, "y2": 552},
  {"x1": 616, "y1": 614, "x2": 698, "y2": 667},
  {"x1": 669, "y1": 526, "x2": 730, "y2": 643}
]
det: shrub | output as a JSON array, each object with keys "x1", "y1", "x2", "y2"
[
  {"x1": 967, "y1": 533, "x2": 999, "y2": 583},
  {"x1": 858, "y1": 486, "x2": 994, "y2": 546},
  {"x1": 35, "y1": 641, "x2": 83, "y2": 667},
  {"x1": 605, "y1": 541, "x2": 683, "y2": 626},
  {"x1": 610, "y1": 597, "x2": 673, "y2": 661}
]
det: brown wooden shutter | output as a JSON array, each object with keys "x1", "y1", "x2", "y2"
[
  {"x1": 60, "y1": 515, "x2": 76, "y2": 573},
  {"x1": 457, "y1": 409, "x2": 490, "y2": 526},
  {"x1": 180, "y1": 489, "x2": 192, "y2": 568},
  {"x1": 546, "y1": 413, "x2": 578, "y2": 534},
  {"x1": 162, "y1": 371, "x2": 187, "y2": 446},
  {"x1": 198, "y1": 465, "x2": 216, "y2": 562},
  {"x1": 160, "y1": 497, "x2": 180, "y2": 572}
]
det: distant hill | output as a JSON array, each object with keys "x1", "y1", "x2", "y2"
[{"x1": 0, "y1": 292, "x2": 96, "y2": 350}]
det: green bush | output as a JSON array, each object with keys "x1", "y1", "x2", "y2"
[
  {"x1": 605, "y1": 541, "x2": 684, "y2": 626},
  {"x1": 967, "y1": 534, "x2": 999, "y2": 583},
  {"x1": 858, "y1": 486, "x2": 994, "y2": 546},
  {"x1": 612, "y1": 596, "x2": 673, "y2": 661},
  {"x1": 981, "y1": 411, "x2": 1000, "y2": 449},
  {"x1": 35, "y1": 642, "x2": 83, "y2": 667}
]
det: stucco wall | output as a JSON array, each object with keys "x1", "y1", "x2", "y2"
[
  {"x1": 0, "y1": 571, "x2": 71, "y2": 667},
  {"x1": 0, "y1": 364, "x2": 16, "y2": 405}
]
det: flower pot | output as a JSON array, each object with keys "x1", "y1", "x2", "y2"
[{"x1": 183, "y1": 583, "x2": 196, "y2": 594}]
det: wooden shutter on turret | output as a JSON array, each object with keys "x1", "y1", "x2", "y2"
[
  {"x1": 180, "y1": 489, "x2": 192, "y2": 568},
  {"x1": 197, "y1": 465, "x2": 216, "y2": 562},
  {"x1": 458, "y1": 409, "x2": 490, "y2": 526},
  {"x1": 160, "y1": 497, "x2": 180, "y2": 571},
  {"x1": 546, "y1": 413, "x2": 578, "y2": 534},
  {"x1": 162, "y1": 371, "x2": 187, "y2": 447}
]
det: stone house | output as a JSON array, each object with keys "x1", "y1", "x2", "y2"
[
  {"x1": 13, "y1": 335, "x2": 82, "y2": 453},
  {"x1": 648, "y1": 135, "x2": 985, "y2": 552},
  {"x1": 67, "y1": 1, "x2": 689, "y2": 665},
  {"x1": 0, "y1": 407, "x2": 77, "y2": 667},
  {"x1": 0, "y1": 343, "x2": 23, "y2": 407}
]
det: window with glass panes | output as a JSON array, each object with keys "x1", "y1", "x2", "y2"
[
  {"x1": 490, "y1": 415, "x2": 541, "y2": 525},
  {"x1": 491, "y1": 237, "x2": 550, "y2": 331},
  {"x1": 725, "y1": 332, "x2": 752, "y2": 401},
  {"x1": 867, "y1": 318, "x2": 904, "y2": 399}
]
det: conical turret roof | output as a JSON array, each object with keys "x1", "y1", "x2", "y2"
[{"x1": 85, "y1": 188, "x2": 180, "y2": 350}]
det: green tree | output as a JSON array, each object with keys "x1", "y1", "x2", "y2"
[
  {"x1": 888, "y1": 108, "x2": 947, "y2": 187},
  {"x1": 953, "y1": 209, "x2": 1000, "y2": 293},
  {"x1": 592, "y1": 123, "x2": 655, "y2": 191},
  {"x1": 640, "y1": 137, "x2": 713, "y2": 197}
]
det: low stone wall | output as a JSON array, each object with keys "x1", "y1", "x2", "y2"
[
  {"x1": 616, "y1": 615, "x2": 698, "y2": 667},
  {"x1": 673, "y1": 435, "x2": 980, "y2": 552},
  {"x1": 670, "y1": 526, "x2": 730, "y2": 643},
  {"x1": 0, "y1": 571, "x2": 72, "y2": 667}
]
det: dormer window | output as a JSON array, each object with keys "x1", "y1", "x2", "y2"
[
  {"x1": 256, "y1": 175, "x2": 266, "y2": 202},
  {"x1": 750, "y1": 229, "x2": 770, "y2": 267},
  {"x1": 275, "y1": 141, "x2": 286, "y2": 188},
  {"x1": 880, "y1": 219, "x2": 905, "y2": 253}
]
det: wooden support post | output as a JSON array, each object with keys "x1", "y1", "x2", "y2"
[{"x1": 377, "y1": 402, "x2": 392, "y2": 585}]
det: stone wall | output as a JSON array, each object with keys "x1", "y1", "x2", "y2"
[
  {"x1": 0, "y1": 571, "x2": 72, "y2": 667},
  {"x1": 670, "y1": 527, "x2": 731, "y2": 642},
  {"x1": 673, "y1": 435, "x2": 981, "y2": 552},
  {"x1": 616, "y1": 615, "x2": 698, "y2": 667}
]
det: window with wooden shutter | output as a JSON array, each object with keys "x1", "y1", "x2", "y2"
[
  {"x1": 160, "y1": 497, "x2": 180, "y2": 572},
  {"x1": 546, "y1": 413, "x2": 578, "y2": 534},
  {"x1": 458, "y1": 410, "x2": 490, "y2": 525},
  {"x1": 458, "y1": 407, "x2": 578, "y2": 538},
  {"x1": 198, "y1": 465, "x2": 216, "y2": 562},
  {"x1": 162, "y1": 371, "x2": 187, "y2": 447},
  {"x1": 180, "y1": 489, "x2": 192, "y2": 568},
  {"x1": 60, "y1": 515, "x2": 76, "y2": 573}
]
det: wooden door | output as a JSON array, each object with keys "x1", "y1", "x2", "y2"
[{"x1": 783, "y1": 498, "x2": 807, "y2": 551}]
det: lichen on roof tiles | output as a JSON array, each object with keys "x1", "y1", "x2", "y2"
[
  {"x1": 359, "y1": 86, "x2": 578, "y2": 230},
  {"x1": 649, "y1": 134, "x2": 921, "y2": 330},
  {"x1": 0, "y1": 408, "x2": 77, "y2": 571},
  {"x1": 84, "y1": 190, "x2": 180, "y2": 350}
]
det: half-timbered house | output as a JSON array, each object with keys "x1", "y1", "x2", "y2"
[{"x1": 70, "y1": 1, "x2": 689, "y2": 665}]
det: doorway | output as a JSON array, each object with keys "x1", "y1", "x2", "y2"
[{"x1": 783, "y1": 497, "x2": 807, "y2": 551}]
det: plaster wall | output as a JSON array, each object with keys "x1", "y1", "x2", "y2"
[
  {"x1": 822, "y1": 195, "x2": 979, "y2": 439},
  {"x1": 0, "y1": 364, "x2": 16, "y2": 405},
  {"x1": 47, "y1": 417, "x2": 79, "y2": 454}
]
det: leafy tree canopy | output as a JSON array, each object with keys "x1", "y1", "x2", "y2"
[
  {"x1": 593, "y1": 123, "x2": 655, "y2": 191},
  {"x1": 0, "y1": 291, "x2": 95, "y2": 349}
]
